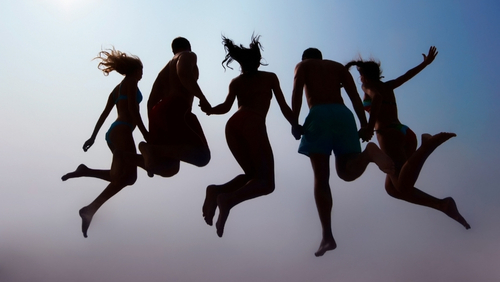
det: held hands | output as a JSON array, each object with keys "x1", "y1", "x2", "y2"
[
  {"x1": 199, "y1": 99, "x2": 212, "y2": 115},
  {"x1": 423, "y1": 46, "x2": 438, "y2": 66},
  {"x1": 291, "y1": 124, "x2": 303, "y2": 140},
  {"x1": 358, "y1": 127, "x2": 373, "y2": 142},
  {"x1": 82, "y1": 137, "x2": 95, "y2": 152}
]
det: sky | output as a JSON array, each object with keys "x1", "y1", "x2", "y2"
[{"x1": 0, "y1": 0, "x2": 499, "y2": 281}]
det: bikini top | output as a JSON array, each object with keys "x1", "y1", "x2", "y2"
[
  {"x1": 114, "y1": 83, "x2": 143, "y2": 104},
  {"x1": 362, "y1": 97, "x2": 396, "y2": 112}
]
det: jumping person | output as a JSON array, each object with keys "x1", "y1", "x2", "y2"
[
  {"x1": 201, "y1": 35, "x2": 301, "y2": 237},
  {"x1": 346, "y1": 46, "x2": 470, "y2": 232},
  {"x1": 62, "y1": 48, "x2": 149, "y2": 238}
]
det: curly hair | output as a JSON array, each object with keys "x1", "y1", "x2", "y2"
[
  {"x1": 221, "y1": 34, "x2": 267, "y2": 73},
  {"x1": 94, "y1": 48, "x2": 142, "y2": 76},
  {"x1": 345, "y1": 58, "x2": 383, "y2": 81}
]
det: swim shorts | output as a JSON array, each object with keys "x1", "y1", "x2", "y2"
[{"x1": 298, "y1": 104, "x2": 361, "y2": 157}]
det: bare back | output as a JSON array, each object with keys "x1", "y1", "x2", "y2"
[
  {"x1": 295, "y1": 59, "x2": 348, "y2": 108},
  {"x1": 230, "y1": 71, "x2": 275, "y2": 117},
  {"x1": 149, "y1": 51, "x2": 198, "y2": 113}
]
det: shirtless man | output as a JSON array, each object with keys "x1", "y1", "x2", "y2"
[
  {"x1": 140, "y1": 37, "x2": 211, "y2": 176},
  {"x1": 291, "y1": 48, "x2": 394, "y2": 257}
]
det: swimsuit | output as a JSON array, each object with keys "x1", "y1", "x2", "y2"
[
  {"x1": 362, "y1": 97, "x2": 396, "y2": 112},
  {"x1": 298, "y1": 104, "x2": 361, "y2": 157},
  {"x1": 105, "y1": 84, "x2": 142, "y2": 146}
]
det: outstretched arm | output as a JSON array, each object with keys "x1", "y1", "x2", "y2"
[
  {"x1": 83, "y1": 91, "x2": 115, "y2": 151},
  {"x1": 342, "y1": 68, "x2": 370, "y2": 137},
  {"x1": 272, "y1": 73, "x2": 301, "y2": 140},
  {"x1": 389, "y1": 46, "x2": 438, "y2": 89},
  {"x1": 177, "y1": 52, "x2": 211, "y2": 109},
  {"x1": 203, "y1": 82, "x2": 236, "y2": 115}
]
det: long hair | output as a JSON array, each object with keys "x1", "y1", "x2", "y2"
[
  {"x1": 345, "y1": 58, "x2": 383, "y2": 81},
  {"x1": 94, "y1": 47, "x2": 142, "y2": 76},
  {"x1": 221, "y1": 34, "x2": 267, "y2": 73}
]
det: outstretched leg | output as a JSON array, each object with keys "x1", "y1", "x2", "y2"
[
  {"x1": 397, "y1": 132, "x2": 455, "y2": 191},
  {"x1": 203, "y1": 174, "x2": 249, "y2": 226},
  {"x1": 79, "y1": 181, "x2": 129, "y2": 238},
  {"x1": 310, "y1": 154, "x2": 337, "y2": 257},
  {"x1": 62, "y1": 164, "x2": 111, "y2": 182},
  {"x1": 336, "y1": 142, "x2": 395, "y2": 182}
]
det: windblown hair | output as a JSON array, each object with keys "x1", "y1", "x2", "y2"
[
  {"x1": 221, "y1": 34, "x2": 267, "y2": 73},
  {"x1": 345, "y1": 59, "x2": 384, "y2": 81},
  {"x1": 94, "y1": 48, "x2": 142, "y2": 76}
]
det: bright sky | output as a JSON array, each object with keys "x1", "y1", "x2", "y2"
[{"x1": 0, "y1": 0, "x2": 499, "y2": 281}]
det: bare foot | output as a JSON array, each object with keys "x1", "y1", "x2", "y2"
[
  {"x1": 315, "y1": 238, "x2": 337, "y2": 257},
  {"x1": 366, "y1": 142, "x2": 395, "y2": 174},
  {"x1": 79, "y1": 206, "x2": 94, "y2": 238},
  {"x1": 421, "y1": 133, "x2": 432, "y2": 144},
  {"x1": 202, "y1": 185, "x2": 218, "y2": 226},
  {"x1": 215, "y1": 194, "x2": 230, "y2": 238},
  {"x1": 442, "y1": 197, "x2": 470, "y2": 230},
  {"x1": 62, "y1": 164, "x2": 89, "y2": 181}
]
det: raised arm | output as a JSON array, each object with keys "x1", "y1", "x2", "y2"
[
  {"x1": 83, "y1": 91, "x2": 115, "y2": 152},
  {"x1": 388, "y1": 46, "x2": 438, "y2": 89},
  {"x1": 177, "y1": 52, "x2": 211, "y2": 108}
]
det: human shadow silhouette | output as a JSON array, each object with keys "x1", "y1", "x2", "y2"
[
  {"x1": 62, "y1": 48, "x2": 149, "y2": 238},
  {"x1": 200, "y1": 35, "x2": 301, "y2": 237},
  {"x1": 291, "y1": 48, "x2": 395, "y2": 257},
  {"x1": 345, "y1": 46, "x2": 470, "y2": 232},
  {"x1": 139, "y1": 37, "x2": 211, "y2": 177}
]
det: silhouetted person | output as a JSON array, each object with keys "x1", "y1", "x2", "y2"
[
  {"x1": 346, "y1": 46, "x2": 470, "y2": 230},
  {"x1": 139, "y1": 37, "x2": 211, "y2": 176},
  {"x1": 292, "y1": 48, "x2": 395, "y2": 257},
  {"x1": 200, "y1": 35, "x2": 301, "y2": 237},
  {"x1": 62, "y1": 48, "x2": 149, "y2": 238}
]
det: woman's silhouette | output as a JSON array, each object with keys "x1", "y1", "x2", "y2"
[
  {"x1": 346, "y1": 46, "x2": 470, "y2": 229},
  {"x1": 62, "y1": 48, "x2": 149, "y2": 237},
  {"x1": 201, "y1": 35, "x2": 301, "y2": 237}
]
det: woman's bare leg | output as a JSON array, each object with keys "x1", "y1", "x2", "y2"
[
  {"x1": 381, "y1": 132, "x2": 470, "y2": 229},
  {"x1": 203, "y1": 174, "x2": 249, "y2": 226},
  {"x1": 336, "y1": 142, "x2": 395, "y2": 182},
  {"x1": 62, "y1": 164, "x2": 111, "y2": 182}
]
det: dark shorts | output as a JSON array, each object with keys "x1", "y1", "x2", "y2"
[
  {"x1": 299, "y1": 104, "x2": 361, "y2": 157},
  {"x1": 149, "y1": 98, "x2": 208, "y2": 147}
]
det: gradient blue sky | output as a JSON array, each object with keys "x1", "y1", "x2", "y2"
[{"x1": 1, "y1": 0, "x2": 499, "y2": 281}]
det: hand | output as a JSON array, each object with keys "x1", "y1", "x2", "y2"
[
  {"x1": 358, "y1": 127, "x2": 373, "y2": 142},
  {"x1": 199, "y1": 99, "x2": 212, "y2": 115},
  {"x1": 83, "y1": 137, "x2": 95, "y2": 152},
  {"x1": 291, "y1": 124, "x2": 303, "y2": 140},
  {"x1": 422, "y1": 46, "x2": 438, "y2": 66}
]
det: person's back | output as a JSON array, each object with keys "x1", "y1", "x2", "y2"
[
  {"x1": 231, "y1": 71, "x2": 275, "y2": 117},
  {"x1": 297, "y1": 59, "x2": 347, "y2": 107}
]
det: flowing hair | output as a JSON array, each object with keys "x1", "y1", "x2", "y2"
[
  {"x1": 345, "y1": 58, "x2": 384, "y2": 81},
  {"x1": 94, "y1": 47, "x2": 142, "y2": 76},
  {"x1": 221, "y1": 34, "x2": 267, "y2": 73}
]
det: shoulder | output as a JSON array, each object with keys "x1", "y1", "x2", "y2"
[{"x1": 178, "y1": 51, "x2": 197, "y2": 61}]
